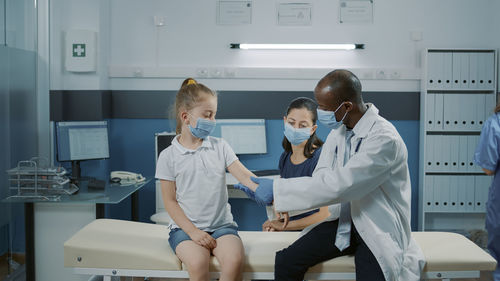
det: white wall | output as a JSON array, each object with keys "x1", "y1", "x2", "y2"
[{"x1": 50, "y1": 0, "x2": 500, "y2": 92}]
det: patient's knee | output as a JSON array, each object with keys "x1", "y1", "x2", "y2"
[
  {"x1": 185, "y1": 255, "x2": 209, "y2": 272},
  {"x1": 221, "y1": 251, "x2": 244, "y2": 271}
]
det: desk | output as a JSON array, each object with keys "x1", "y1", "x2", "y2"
[{"x1": 2, "y1": 178, "x2": 151, "y2": 281}]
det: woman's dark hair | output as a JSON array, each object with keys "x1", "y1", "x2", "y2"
[
  {"x1": 282, "y1": 97, "x2": 324, "y2": 158},
  {"x1": 495, "y1": 103, "x2": 500, "y2": 114}
]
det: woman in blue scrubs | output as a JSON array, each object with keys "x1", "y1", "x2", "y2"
[{"x1": 474, "y1": 104, "x2": 500, "y2": 281}]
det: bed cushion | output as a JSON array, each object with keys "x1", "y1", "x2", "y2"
[
  {"x1": 65, "y1": 219, "x2": 497, "y2": 274},
  {"x1": 64, "y1": 219, "x2": 180, "y2": 270}
]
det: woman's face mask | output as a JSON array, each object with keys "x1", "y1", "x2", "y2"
[{"x1": 284, "y1": 123, "x2": 312, "y2": 146}]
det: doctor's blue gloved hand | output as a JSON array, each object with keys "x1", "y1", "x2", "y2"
[
  {"x1": 250, "y1": 176, "x2": 274, "y2": 206},
  {"x1": 233, "y1": 183, "x2": 256, "y2": 201}
]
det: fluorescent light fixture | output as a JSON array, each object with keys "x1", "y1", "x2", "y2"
[{"x1": 230, "y1": 43, "x2": 364, "y2": 50}]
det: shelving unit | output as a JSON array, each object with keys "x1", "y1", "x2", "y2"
[{"x1": 419, "y1": 48, "x2": 497, "y2": 231}]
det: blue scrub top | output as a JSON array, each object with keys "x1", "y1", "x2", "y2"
[
  {"x1": 474, "y1": 112, "x2": 500, "y2": 173},
  {"x1": 278, "y1": 146, "x2": 322, "y2": 221},
  {"x1": 474, "y1": 112, "x2": 500, "y2": 229}
]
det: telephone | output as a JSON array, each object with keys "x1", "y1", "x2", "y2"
[{"x1": 110, "y1": 171, "x2": 145, "y2": 184}]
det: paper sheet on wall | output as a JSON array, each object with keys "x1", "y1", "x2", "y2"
[
  {"x1": 340, "y1": 0, "x2": 373, "y2": 24},
  {"x1": 277, "y1": 3, "x2": 312, "y2": 26},
  {"x1": 217, "y1": 1, "x2": 252, "y2": 25}
]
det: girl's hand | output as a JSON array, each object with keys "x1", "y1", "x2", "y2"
[
  {"x1": 189, "y1": 229, "x2": 217, "y2": 250},
  {"x1": 267, "y1": 219, "x2": 286, "y2": 231},
  {"x1": 262, "y1": 220, "x2": 273, "y2": 231}
]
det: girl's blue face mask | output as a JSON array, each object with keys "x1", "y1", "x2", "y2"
[
  {"x1": 317, "y1": 102, "x2": 348, "y2": 130},
  {"x1": 284, "y1": 123, "x2": 312, "y2": 146},
  {"x1": 188, "y1": 117, "x2": 216, "y2": 139}
]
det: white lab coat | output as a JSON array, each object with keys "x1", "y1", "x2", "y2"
[{"x1": 273, "y1": 104, "x2": 426, "y2": 281}]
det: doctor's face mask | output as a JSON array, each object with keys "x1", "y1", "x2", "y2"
[{"x1": 317, "y1": 102, "x2": 349, "y2": 130}]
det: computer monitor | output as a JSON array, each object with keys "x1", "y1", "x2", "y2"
[
  {"x1": 212, "y1": 119, "x2": 267, "y2": 154},
  {"x1": 56, "y1": 121, "x2": 110, "y2": 179},
  {"x1": 154, "y1": 120, "x2": 267, "y2": 157}
]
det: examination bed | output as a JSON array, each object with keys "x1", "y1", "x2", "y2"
[{"x1": 64, "y1": 219, "x2": 497, "y2": 281}]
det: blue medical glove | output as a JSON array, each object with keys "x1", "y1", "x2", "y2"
[
  {"x1": 233, "y1": 183, "x2": 256, "y2": 200},
  {"x1": 251, "y1": 176, "x2": 274, "y2": 206}
]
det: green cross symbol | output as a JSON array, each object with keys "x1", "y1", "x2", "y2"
[{"x1": 72, "y1": 44, "x2": 86, "y2": 57}]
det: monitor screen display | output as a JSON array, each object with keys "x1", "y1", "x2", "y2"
[
  {"x1": 56, "y1": 121, "x2": 110, "y2": 161},
  {"x1": 213, "y1": 119, "x2": 267, "y2": 154}
]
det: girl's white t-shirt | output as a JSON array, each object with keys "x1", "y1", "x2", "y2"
[{"x1": 155, "y1": 135, "x2": 238, "y2": 231}]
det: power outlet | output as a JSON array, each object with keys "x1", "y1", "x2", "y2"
[
  {"x1": 375, "y1": 69, "x2": 386, "y2": 79},
  {"x1": 390, "y1": 70, "x2": 401, "y2": 79},
  {"x1": 224, "y1": 68, "x2": 236, "y2": 78},
  {"x1": 196, "y1": 68, "x2": 209, "y2": 78},
  {"x1": 210, "y1": 68, "x2": 223, "y2": 78}
]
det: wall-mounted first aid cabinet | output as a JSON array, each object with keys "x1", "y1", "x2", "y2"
[{"x1": 65, "y1": 30, "x2": 97, "y2": 72}]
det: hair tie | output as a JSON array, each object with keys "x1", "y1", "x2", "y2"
[{"x1": 187, "y1": 79, "x2": 197, "y2": 85}]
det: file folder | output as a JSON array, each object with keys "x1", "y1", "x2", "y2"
[
  {"x1": 469, "y1": 52, "x2": 479, "y2": 90},
  {"x1": 426, "y1": 93, "x2": 435, "y2": 131},
  {"x1": 424, "y1": 176, "x2": 434, "y2": 212},
  {"x1": 443, "y1": 52, "x2": 453, "y2": 89},
  {"x1": 467, "y1": 135, "x2": 477, "y2": 172},
  {"x1": 460, "y1": 52, "x2": 470, "y2": 89},
  {"x1": 458, "y1": 94, "x2": 468, "y2": 131},
  {"x1": 478, "y1": 52, "x2": 487, "y2": 90},
  {"x1": 435, "y1": 93, "x2": 444, "y2": 130},
  {"x1": 433, "y1": 176, "x2": 442, "y2": 211},
  {"x1": 458, "y1": 135, "x2": 468, "y2": 172},
  {"x1": 441, "y1": 176, "x2": 450, "y2": 211},
  {"x1": 425, "y1": 135, "x2": 435, "y2": 172},
  {"x1": 435, "y1": 135, "x2": 445, "y2": 172},
  {"x1": 465, "y1": 176, "x2": 475, "y2": 212},
  {"x1": 485, "y1": 52, "x2": 495, "y2": 90},
  {"x1": 457, "y1": 176, "x2": 467, "y2": 212},
  {"x1": 443, "y1": 94, "x2": 454, "y2": 131},
  {"x1": 475, "y1": 94, "x2": 486, "y2": 130},
  {"x1": 452, "y1": 52, "x2": 462, "y2": 90},
  {"x1": 474, "y1": 176, "x2": 483, "y2": 212},
  {"x1": 450, "y1": 135, "x2": 459, "y2": 172},
  {"x1": 427, "y1": 52, "x2": 440, "y2": 89},
  {"x1": 464, "y1": 94, "x2": 476, "y2": 131},
  {"x1": 449, "y1": 176, "x2": 458, "y2": 212},
  {"x1": 442, "y1": 135, "x2": 451, "y2": 172}
]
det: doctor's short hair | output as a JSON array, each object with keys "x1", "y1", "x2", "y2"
[
  {"x1": 321, "y1": 69, "x2": 363, "y2": 105},
  {"x1": 173, "y1": 78, "x2": 217, "y2": 134},
  {"x1": 282, "y1": 97, "x2": 324, "y2": 158}
]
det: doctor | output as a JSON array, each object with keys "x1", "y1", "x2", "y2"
[{"x1": 239, "y1": 70, "x2": 425, "y2": 281}]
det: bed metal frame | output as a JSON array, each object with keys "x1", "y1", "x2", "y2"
[{"x1": 74, "y1": 267, "x2": 481, "y2": 281}]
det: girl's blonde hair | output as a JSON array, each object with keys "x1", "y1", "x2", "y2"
[{"x1": 174, "y1": 78, "x2": 217, "y2": 134}]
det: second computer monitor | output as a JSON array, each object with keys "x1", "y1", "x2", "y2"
[{"x1": 213, "y1": 119, "x2": 267, "y2": 154}]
